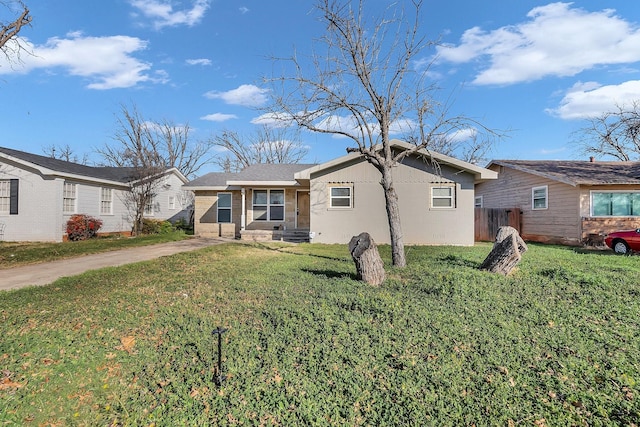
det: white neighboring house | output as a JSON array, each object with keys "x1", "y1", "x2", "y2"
[{"x1": 0, "y1": 146, "x2": 191, "y2": 242}]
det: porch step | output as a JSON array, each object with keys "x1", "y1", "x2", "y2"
[{"x1": 282, "y1": 230, "x2": 310, "y2": 243}]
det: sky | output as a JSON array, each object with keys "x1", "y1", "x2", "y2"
[{"x1": 2, "y1": 0, "x2": 640, "y2": 175}]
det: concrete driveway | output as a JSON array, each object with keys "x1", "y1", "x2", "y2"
[{"x1": 0, "y1": 237, "x2": 232, "y2": 291}]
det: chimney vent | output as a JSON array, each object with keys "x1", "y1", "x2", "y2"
[{"x1": 589, "y1": 156, "x2": 595, "y2": 162}]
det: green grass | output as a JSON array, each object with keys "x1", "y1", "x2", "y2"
[
  {"x1": 0, "y1": 242, "x2": 638, "y2": 426},
  {"x1": 0, "y1": 231, "x2": 190, "y2": 269}
]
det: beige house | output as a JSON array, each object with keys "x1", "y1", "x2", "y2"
[
  {"x1": 185, "y1": 140, "x2": 497, "y2": 245},
  {"x1": 475, "y1": 159, "x2": 640, "y2": 246}
]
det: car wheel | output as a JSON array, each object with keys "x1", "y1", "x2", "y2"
[{"x1": 613, "y1": 240, "x2": 630, "y2": 254}]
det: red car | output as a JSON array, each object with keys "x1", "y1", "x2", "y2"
[{"x1": 605, "y1": 229, "x2": 640, "y2": 254}]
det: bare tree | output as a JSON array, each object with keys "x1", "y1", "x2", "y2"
[
  {"x1": 97, "y1": 104, "x2": 213, "y2": 234},
  {"x1": 1, "y1": 1, "x2": 32, "y2": 65},
  {"x1": 211, "y1": 125, "x2": 309, "y2": 172},
  {"x1": 42, "y1": 144, "x2": 89, "y2": 164},
  {"x1": 266, "y1": 0, "x2": 497, "y2": 267},
  {"x1": 576, "y1": 102, "x2": 640, "y2": 161}
]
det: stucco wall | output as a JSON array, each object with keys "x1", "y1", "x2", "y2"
[{"x1": 308, "y1": 157, "x2": 477, "y2": 245}]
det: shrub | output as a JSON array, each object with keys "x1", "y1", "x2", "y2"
[
  {"x1": 141, "y1": 219, "x2": 174, "y2": 235},
  {"x1": 66, "y1": 214, "x2": 103, "y2": 241}
]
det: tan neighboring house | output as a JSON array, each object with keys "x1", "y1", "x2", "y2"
[
  {"x1": 475, "y1": 159, "x2": 640, "y2": 246},
  {"x1": 185, "y1": 140, "x2": 497, "y2": 245}
]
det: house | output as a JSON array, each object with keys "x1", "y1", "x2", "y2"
[
  {"x1": 0, "y1": 146, "x2": 190, "y2": 242},
  {"x1": 184, "y1": 140, "x2": 497, "y2": 245},
  {"x1": 474, "y1": 159, "x2": 640, "y2": 246}
]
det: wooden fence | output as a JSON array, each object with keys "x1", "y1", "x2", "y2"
[{"x1": 475, "y1": 208, "x2": 522, "y2": 242}]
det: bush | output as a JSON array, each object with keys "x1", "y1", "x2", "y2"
[
  {"x1": 141, "y1": 219, "x2": 174, "y2": 235},
  {"x1": 66, "y1": 214, "x2": 103, "y2": 241},
  {"x1": 173, "y1": 218, "x2": 194, "y2": 234}
]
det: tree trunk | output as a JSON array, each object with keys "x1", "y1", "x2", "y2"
[
  {"x1": 380, "y1": 165, "x2": 406, "y2": 267},
  {"x1": 479, "y1": 226, "x2": 528, "y2": 275},
  {"x1": 349, "y1": 232, "x2": 386, "y2": 286}
]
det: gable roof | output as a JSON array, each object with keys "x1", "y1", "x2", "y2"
[
  {"x1": 184, "y1": 163, "x2": 317, "y2": 190},
  {"x1": 489, "y1": 159, "x2": 640, "y2": 186},
  {"x1": 295, "y1": 139, "x2": 498, "y2": 182},
  {"x1": 0, "y1": 146, "x2": 187, "y2": 186}
]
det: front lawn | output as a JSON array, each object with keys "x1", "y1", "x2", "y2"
[
  {"x1": 0, "y1": 231, "x2": 190, "y2": 269},
  {"x1": 0, "y1": 242, "x2": 638, "y2": 425}
]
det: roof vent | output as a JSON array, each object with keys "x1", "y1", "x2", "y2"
[{"x1": 589, "y1": 156, "x2": 595, "y2": 163}]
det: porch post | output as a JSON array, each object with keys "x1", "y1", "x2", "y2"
[{"x1": 240, "y1": 188, "x2": 246, "y2": 230}]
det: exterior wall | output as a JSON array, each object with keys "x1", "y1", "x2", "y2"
[
  {"x1": 193, "y1": 190, "x2": 242, "y2": 237},
  {"x1": 0, "y1": 161, "x2": 62, "y2": 242},
  {"x1": 147, "y1": 173, "x2": 191, "y2": 224},
  {"x1": 65, "y1": 179, "x2": 131, "y2": 236},
  {"x1": 309, "y1": 156, "x2": 477, "y2": 245},
  {"x1": 475, "y1": 165, "x2": 582, "y2": 245}
]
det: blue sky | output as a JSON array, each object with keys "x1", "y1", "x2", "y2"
[{"x1": 2, "y1": 0, "x2": 640, "y2": 174}]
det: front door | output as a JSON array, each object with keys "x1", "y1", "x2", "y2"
[{"x1": 296, "y1": 191, "x2": 310, "y2": 229}]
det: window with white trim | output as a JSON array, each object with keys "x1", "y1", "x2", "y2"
[
  {"x1": 431, "y1": 186, "x2": 455, "y2": 208},
  {"x1": 329, "y1": 186, "x2": 352, "y2": 208},
  {"x1": 591, "y1": 191, "x2": 640, "y2": 216},
  {"x1": 100, "y1": 187, "x2": 113, "y2": 215},
  {"x1": 252, "y1": 189, "x2": 284, "y2": 221},
  {"x1": 0, "y1": 180, "x2": 11, "y2": 214},
  {"x1": 474, "y1": 195, "x2": 483, "y2": 208},
  {"x1": 217, "y1": 192, "x2": 232, "y2": 223},
  {"x1": 168, "y1": 195, "x2": 176, "y2": 210},
  {"x1": 63, "y1": 182, "x2": 77, "y2": 214},
  {"x1": 532, "y1": 186, "x2": 548, "y2": 210},
  {"x1": 144, "y1": 197, "x2": 156, "y2": 216}
]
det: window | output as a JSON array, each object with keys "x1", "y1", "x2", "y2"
[
  {"x1": 592, "y1": 192, "x2": 640, "y2": 217},
  {"x1": 144, "y1": 197, "x2": 155, "y2": 216},
  {"x1": 100, "y1": 188, "x2": 113, "y2": 215},
  {"x1": 532, "y1": 186, "x2": 548, "y2": 210},
  {"x1": 217, "y1": 193, "x2": 232, "y2": 223},
  {"x1": 431, "y1": 186, "x2": 455, "y2": 208},
  {"x1": 252, "y1": 189, "x2": 284, "y2": 221},
  {"x1": 168, "y1": 195, "x2": 176, "y2": 210},
  {"x1": 474, "y1": 195, "x2": 483, "y2": 208},
  {"x1": 0, "y1": 180, "x2": 18, "y2": 214},
  {"x1": 329, "y1": 186, "x2": 352, "y2": 208},
  {"x1": 63, "y1": 182, "x2": 77, "y2": 214}
]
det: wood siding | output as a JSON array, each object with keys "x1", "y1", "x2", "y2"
[{"x1": 475, "y1": 165, "x2": 582, "y2": 245}]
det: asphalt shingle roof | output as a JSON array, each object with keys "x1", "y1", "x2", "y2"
[
  {"x1": 0, "y1": 146, "x2": 138, "y2": 183},
  {"x1": 186, "y1": 163, "x2": 317, "y2": 187},
  {"x1": 492, "y1": 159, "x2": 640, "y2": 186}
]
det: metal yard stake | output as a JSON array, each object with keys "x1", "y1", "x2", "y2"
[{"x1": 212, "y1": 326, "x2": 228, "y2": 386}]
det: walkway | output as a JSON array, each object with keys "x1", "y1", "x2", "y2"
[{"x1": 0, "y1": 237, "x2": 232, "y2": 291}]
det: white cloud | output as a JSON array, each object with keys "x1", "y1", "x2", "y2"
[
  {"x1": 547, "y1": 80, "x2": 640, "y2": 119},
  {"x1": 239, "y1": 7, "x2": 249, "y2": 14},
  {"x1": 0, "y1": 33, "x2": 158, "y2": 89},
  {"x1": 130, "y1": 0, "x2": 210, "y2": 29},
  {"x1": 436, "y1": 2, "x2": 640, "y2": 85},
  {"x1": 200, "y1": 113, "x2": 238, "y2": 122},
  {"x1": 186, "y1": 58, "x2": 212, "y2": 66},
  {"x1": 204, "y1": 84, "x2": 270, "y2": 107}
]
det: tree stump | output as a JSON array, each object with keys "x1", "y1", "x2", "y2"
[
  {"x1": 349, "y1": 232, "x2": 385, "y2": 286},
  {"x1": 480, "y1": 226, "x2": 528, "y2": 275}
]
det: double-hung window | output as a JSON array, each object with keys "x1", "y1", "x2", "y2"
[
  {"x1": 217, "y1": 193, "x2": 232, "y2": 223},
  {"x1": 329, "y1": 186, "x2": 352, "y2": 208},
  {"x1": 431, "y1": 186, "x2": 455, "y2": 208},
  {"x1": 0, "y1": 180, "x2": 12, "y2": 214},
  {"x1": 168, "y1": 195, "x2": 176, "y2": 210},
  {"x1": 532, "y1": 186, "x2": 548, "y2": 210},
  {"x1": 592, "y1": 192, "x2": 640, "y2": 216},
  {"x1": 144, "y1": 197, "x2": 155, "y2": 216},
  {"x1": 63, "y1": 182, "x2": 77, "y2": 214},
  {"x1": 100, "y1": 188, "x2": 113, "y2": 215},
  {"x1": 253, "y1": 189, "x2": 284, "y2": 221}
]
